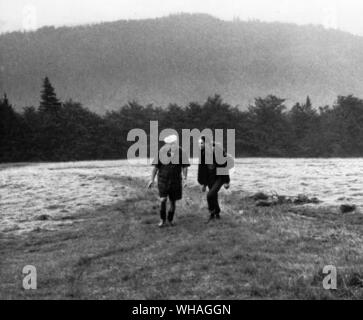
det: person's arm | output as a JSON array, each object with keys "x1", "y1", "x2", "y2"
[{"x1": 148, "y1": 166, "x2": 158, "y2": 188}]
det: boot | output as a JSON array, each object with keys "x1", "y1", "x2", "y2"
[
  {"x1": 207, "y1": 211, "x2": 216, "y2": 224},
  {"x1": 168, "y1": 211, "x2": 176, "y2": 227},
  {"x1": 158, "y1": 220, "x2": 166, "y2": 228}
]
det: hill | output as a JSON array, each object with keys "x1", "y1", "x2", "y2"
[{"x1": 1, "y1": 13, "x2": 363, "y2": 112}]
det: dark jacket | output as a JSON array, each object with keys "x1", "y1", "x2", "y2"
[
  {"x1": 153, "y1": 146, "x2": 190, "y2": 200},
  {"x1": 198, "y1": 147, "x2": 230, "y2": 186}
]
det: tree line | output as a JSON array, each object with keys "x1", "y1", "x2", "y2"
[{"x1": 1, "y1": 77, "x2": 363, "y2": 163}]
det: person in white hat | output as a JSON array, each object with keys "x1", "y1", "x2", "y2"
[{"x1": 148, "y1": 135, "x2": 190, "y2": 227}]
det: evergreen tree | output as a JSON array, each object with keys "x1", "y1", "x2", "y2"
[
  {"x1": 332, "y1": 95, "x2": 363, "y2": 156},
  {"x1": 0, "y1": 93, "x2": 16, "y2": 141},
  {"x1": 39, "y1": 77, "x2": 62, "y2": 113},
  {"x1": 0, "y1": 94, "x2": 23, "y2": 161},
  {"x1": 38, "y1": 77, "x2": 64, "y2": 160},
  {"x1": 22, "y1": 106, "x2": 42, "y2": 160},
  {"x1": 289, "y1": 98, "x2": 319, "y2": 156},
  {"x1": 248, "y1": 95, "x2": 292, "y2": 156}
]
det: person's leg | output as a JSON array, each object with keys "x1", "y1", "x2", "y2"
[
  {"x1": 214, "y1": 192, "x2": 221, "y2": 219},
  {"x1": 207, "y1": 178, "x2": 224, "y2": 220},
  {"x1": 168, "y1": 200, "x2": 176, "y2": 225},
  {"x1": 167, "y1": 180, "x2": 181, "y2": 225},
  {"x1": 159, "y1": 197, "x2": 167, "y2": 227},
  {"x1": 206, "y1": 180, "x2": 216, "y2": 216}
]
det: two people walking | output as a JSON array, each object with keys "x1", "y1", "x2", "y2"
[{"x1": 148, "y1": 134, "x2": 232, "y2": 227}]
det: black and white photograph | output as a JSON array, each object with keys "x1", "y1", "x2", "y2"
[{"x1": 1, "y1": 0, "x2": 363, "y2": 303}]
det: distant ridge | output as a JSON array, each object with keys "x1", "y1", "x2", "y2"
[{"x1": 1, "y1": 13, "x2": 363, "y2": 113}]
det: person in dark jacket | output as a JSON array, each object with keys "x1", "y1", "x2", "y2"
[
  {"x1": 148, "y1": 135, "x2": 190, "y2": 228},
  {"x1": 198, "y1": 136, "x2": 231, "y2": 222}
]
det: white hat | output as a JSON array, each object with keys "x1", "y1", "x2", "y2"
[{"x1": 164, "y1": 134, "x2": 178, "y2": 144}]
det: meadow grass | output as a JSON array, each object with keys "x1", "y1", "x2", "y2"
[{"x1": 1, "y1": 176, "x2": 363, "y2": 299}]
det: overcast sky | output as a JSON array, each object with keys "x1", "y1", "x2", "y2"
[{"x1": 1, "y1": 0, "x2": 363, "y2": 36}]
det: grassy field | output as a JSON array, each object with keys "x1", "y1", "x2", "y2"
[{"x1": 1, "y1": 176, "x2": 363, "y2": 300}]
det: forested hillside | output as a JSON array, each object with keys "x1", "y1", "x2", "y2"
[{"x1": 1, "y1": 14, "x2": 363, "y2": 112}]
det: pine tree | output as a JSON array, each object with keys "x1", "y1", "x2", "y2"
[
  {"x1": 0, "y1": 93, "x2": 16, "y2": 136},
  {"x1": 38, "y1": 77, "x2": 63, "y2": 160},
  {"x1": 0, "y1": 93, "x2": 22, "y2": 161},
  {"x1": 39, "y1": 77, "x2": 61, "y2": 113}
]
